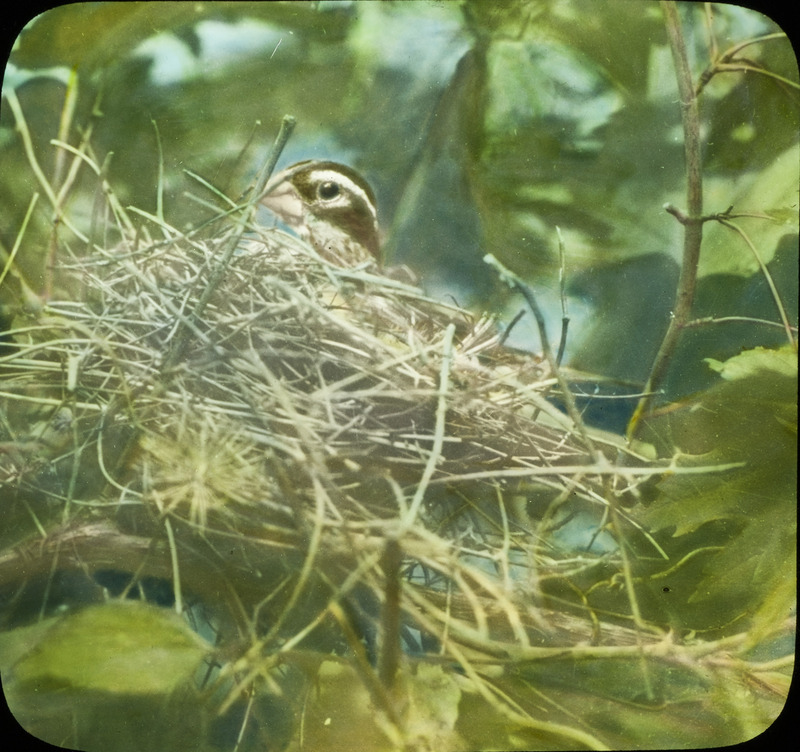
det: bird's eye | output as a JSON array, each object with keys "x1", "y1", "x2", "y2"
[{"x1": 317, "y1": 181, "x2": 341, "y2": 200}]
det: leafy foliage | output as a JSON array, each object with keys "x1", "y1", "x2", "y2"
[
  {"x1": 638, "y1": 347, "x2": 796, "y2": 634},
  {"x1": 5, "y1": 602, "x2": 210, "y2": 695}
]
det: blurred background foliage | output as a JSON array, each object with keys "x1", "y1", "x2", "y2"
[
  {"x1": 2, "y1": 0, "x2": 797, "y2": 420},
  {"x1": 0, "y1": 2, "x2": 797, "y2": 749}
]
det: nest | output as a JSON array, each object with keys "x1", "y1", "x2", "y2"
[{"x1": 0, "y1": 206, "x2": 669, "y2": 742}]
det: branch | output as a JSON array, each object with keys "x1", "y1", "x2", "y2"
[
  {"x1": 628, "y1": 2, "x2": 704, "y2": 442},
  {"x1": 696, "y1": 31, "x2": 792, "y2": 95}
]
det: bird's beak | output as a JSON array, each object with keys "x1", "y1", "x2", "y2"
[{"x1": 261, "y1": 178, "x2": 304, "y2": 227}]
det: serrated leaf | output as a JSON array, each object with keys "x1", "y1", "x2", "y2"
[
  {"x1": 644, "y1": 347, "x2": 796, "y2": 533},
  {"x1": 639, "y1": 346, "x2": 796, "y2": 627}
]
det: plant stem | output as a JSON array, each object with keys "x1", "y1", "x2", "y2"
[{"x1": 627, "y1": 2, "x2": 704, "y2": 442}]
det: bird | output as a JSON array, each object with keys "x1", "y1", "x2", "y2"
[{"x1": 261, "y1": 160, "x2": 381, "y2": 267}]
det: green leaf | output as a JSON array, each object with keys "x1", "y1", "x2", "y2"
[
  {"x1": 705, "y1": 344, "x2": 798, "y2": 381},
  {"x1": 638, "y1": 346, "x2": 796, "y2": 629},
  {"x1": 701, "y1": 144, "x2": 800, "y2": 278},
  {"x1": 12, "y1": 4, "x2": 202, "y2": 71},
  {"x1": 9, "y1": 601, "x2": 210, "y2": 695},
  {"x1": 644, "y1": 346, "x2": 796, "y2": 532}
]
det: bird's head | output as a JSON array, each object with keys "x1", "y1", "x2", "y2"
[{"x1": 262, "y1": 160, "x2": 381, "y2": 265}]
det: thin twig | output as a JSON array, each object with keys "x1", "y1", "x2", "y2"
[
  {"x1": 161, "y1": 114, "x2": 295, "y2": 372},
  {"x1": 4, "y1": 89, "x2": 89, "y2": 245},
  {"x1": 0, "y1": 194, "x2": 39, "y2": 289},
  {"x1": 163, "y1": 516, "x2": 184, "y2": 615},
  {"x1": 684, "y1": 315, "x2": 797, "y2": 331},
  {"x1": 151, "y1": 120, "x2": 165, "y2": 224},
  {"x1": 483, "y1": 253, "x2": 601, "y2": 462},
  {"x1": 401, "y1": 322, "x2": 456, "y2": 530},
  {"x1": 696, "y1": 31, "x2": 791, "y2": 95},
  {"x1": 555, "y1": 226, "x2": 570, "y2": 367},
  {"x1": 716, "y1": 217, "x2": 797, "y2": 349}
]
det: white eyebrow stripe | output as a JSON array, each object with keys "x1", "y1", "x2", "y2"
[{"x1": 311, "y1": 169, "x2": 377, "y2": 221}]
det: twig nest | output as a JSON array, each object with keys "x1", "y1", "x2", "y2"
[{"x1": 1, "y1": 217, "x2": 655, "y2": 651}]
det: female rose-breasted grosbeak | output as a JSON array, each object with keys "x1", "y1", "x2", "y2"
[{"x1": 261, "y1": 160, "x2": 381, "y2": 267}]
